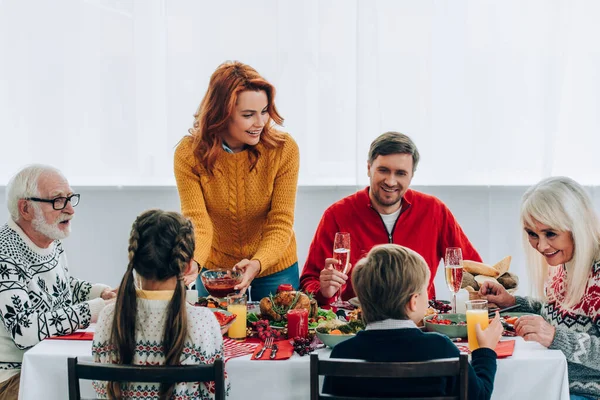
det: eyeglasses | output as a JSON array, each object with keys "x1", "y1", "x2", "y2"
[{"x1": 26, "y1": 194, "x2": 81, "y2": 210}]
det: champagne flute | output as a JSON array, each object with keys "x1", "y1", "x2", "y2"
[
  {"x1": 331, "y1": 232, "x2": 351, "y2": 308},
  {"x1": 444, "y1": 247, "x2": 464, "y2": 314}
]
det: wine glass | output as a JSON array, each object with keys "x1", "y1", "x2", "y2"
[
  {"x1": 444, "y1": 247, "x2": 464, "y2": 314},
  {"x1": 331, "y1": 232, "x2": 351, "y2": 308}
]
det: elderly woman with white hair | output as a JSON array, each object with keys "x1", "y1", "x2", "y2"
[{"x1": 480, "y1": 176, "x2": 600, "y2": 400}]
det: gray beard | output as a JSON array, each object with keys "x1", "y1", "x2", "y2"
[{"x1": 31, "y1": 207, "x2": 70, "y2": 241}]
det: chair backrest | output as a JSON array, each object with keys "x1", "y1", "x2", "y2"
[
  {"x1": 310, "y1": 353, "x2": 469, "y2": 400},
  {"x1": 67, "y1": 357, "x2": 225, "y2": 400}
]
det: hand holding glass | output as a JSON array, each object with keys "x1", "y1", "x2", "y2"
[
  {"x1": 466, "y1": 300, "x2": 489, "y2": 351},
  {"x1": 444, "y1": 247, "x2": 464, "y2": 313},
  {"x1": 331, "y1": 232, "x2": 351, "y2": 307}
]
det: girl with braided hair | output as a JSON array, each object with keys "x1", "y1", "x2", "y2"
[{"x1": 92, "y1": 209, "x2": 227, "y2": 400}]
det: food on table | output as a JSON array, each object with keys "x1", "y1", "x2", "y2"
[
  {"x1": 461, "y1": 271, "x2": 479, "y2": 290},
  {"x1": 462, "y1": 256, "x2": 518, "y2": 300},
  {"x1": 200, "y1": 269, "x2": 242, "y2": 298},
  {"x1": 497, "y1": 272, "x2": 519, "y2": 290},
  {"x1": 427, "y1": 315, "x2": 467, "y2": 326},
  {"x1": 347, "y1": 307, "x2": 362, "y2": 322},
  {"x1": 212, "y1": 310, "x2": 238, "y2": 334},
  {"x1": 474, "y1": 274, "x2": 499, "y2": 286},
  {"x1": 463, "y1": 260, "x2": 501, "y2": 277},
  {"x1": 213, "y1": 311, "x2": 237, "y2": 326},
  {"x1": 316, "y1": 319, "x2": 365, "y2": 334},
  {"x1": 259, "y1": 290, "x2": 317, "y2": 322},
  {"x1": 292, "y1": 336, "x2": 320, "y2": 356},
  {"x1": 429, "y1": 299, "x2": 452, "y2": 314},
  {"x1": 250, "y1": 319, "x2": 285, "y2": 342}
]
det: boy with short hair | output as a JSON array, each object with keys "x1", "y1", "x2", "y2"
[{"x1": 325, "y1": 244, "x2": 502, "y2": 400}]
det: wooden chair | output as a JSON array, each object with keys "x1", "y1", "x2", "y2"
[
  {"x1": 310, "y1": 353, "x2": 469, "y2": 400},
  {"x1": 67, "y1": 357, "x2": 225, "y2": 400}
]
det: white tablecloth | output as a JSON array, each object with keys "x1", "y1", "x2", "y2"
[{"x1": 18, "y1": 337, "x2": 570, "y2": 400}]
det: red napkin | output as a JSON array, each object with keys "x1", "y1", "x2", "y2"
[
  {"x1": 455, "y1": 339, "x2": 515, "y2": 358},
  {"x1": 251, "y1": 339, "x2": 294, "y2": 360},
  {"x1": 47, "y1": 331, "x2": 94, "y2": 341},
  {"x1": 494, "y1": 340, "x2": 515, "y2": 358}
]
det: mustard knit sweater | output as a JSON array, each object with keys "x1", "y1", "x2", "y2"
[{"x1": 173, "y1": 132, "x2": 299, "y2": 277}]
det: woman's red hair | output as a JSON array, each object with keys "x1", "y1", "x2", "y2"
[{"x1": 188, "y1": 61, "x2": 284, "y2": 175}]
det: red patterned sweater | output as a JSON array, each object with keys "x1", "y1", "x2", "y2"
[{"x1": 516, "y1": 261, "x2": 600, "y2": 399}]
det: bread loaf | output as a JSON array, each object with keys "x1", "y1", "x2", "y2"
[
  {"x1": 493, "y1": 256, "x2": 511, "y2": 276},
  {"x1": 474, "y1": 274, "x2": 499, "y2": 286},
  {"x1": 463, "y1": 260, "x2": 500, "y2": 277}
]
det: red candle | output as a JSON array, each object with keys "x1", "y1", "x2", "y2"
[{"x1": 287, "y1": 309, "x2": 308, "y2": 339}]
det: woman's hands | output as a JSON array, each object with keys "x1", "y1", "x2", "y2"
[
  {"x1": 478, "y1": 281, "x2": 517, "y2": 308},
  {"x1": 475, "y1": 311, "x2": 503, "y2": 350},
  {"x1": 319, "y1": 258, "x2": 349, "y2": 299},
  {"x1": 233, "y1": 259, "x2": 261, "y2": 295},
  {"x1": 514, "y1": 315, "x2": 556, "y2": 347}
]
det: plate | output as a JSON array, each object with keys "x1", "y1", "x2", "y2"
[
  {"x1": 210, "y1": 309, "x2": 237, "y2": 335},
  {"x1": 348, "y1": 297, "x2": 360, "y2": 308}
]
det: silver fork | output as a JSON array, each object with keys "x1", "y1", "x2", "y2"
[{"x1": 256, "y1": 336, "x2": 274, "y2": 359}]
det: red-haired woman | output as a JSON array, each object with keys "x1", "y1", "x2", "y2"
[{"x1": 174, "y1": 61, "x2": 299, "y2": 301}]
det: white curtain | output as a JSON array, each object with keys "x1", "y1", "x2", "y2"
[{"x1": 1, "y1": 0, "x2": 599, "y2": 186}]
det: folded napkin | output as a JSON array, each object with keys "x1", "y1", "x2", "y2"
[
  {"x1": 455, "y1": 339, "x2": 515, "y2": 358},
  {"x1": 47, "y1": 331, "x2": 94, "y2": 341},
  {"x1": 494, "y1": 339, "x2": 515, "y2": 358},
  {"x1": 223, "y1": 338, "x2": 260, "y2": 362},
  {"x1": 251, "y1": 339, "x2": 294, "y2": 360}
]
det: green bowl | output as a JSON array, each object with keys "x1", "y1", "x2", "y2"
[
  {"x1": 316, "y1": 331, "x2": 355, "y2": 348},
  {"x1": 423, "y1": 313, "x2": 468, "y2": 339}
]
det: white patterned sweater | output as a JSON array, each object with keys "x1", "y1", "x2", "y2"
[
  {"x1": 0, "y1": 220, "x2": 108, "y2": 383},
  {"x1": 92, "y1": 290, "x2": 229, "y2": 400},
  {"x1": 516, "y1": 260, "x2": 600, "y2": 400}
]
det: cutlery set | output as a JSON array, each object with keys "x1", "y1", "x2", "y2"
[{"x1": 255, "y1": 336, "x2": 279, "y2": 360}]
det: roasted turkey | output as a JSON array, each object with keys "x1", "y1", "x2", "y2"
[{"x1": 259, "y1": 291, "x2": 318, "y2": 322}]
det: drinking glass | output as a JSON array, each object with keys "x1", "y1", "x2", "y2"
[
  {"x1": 331, "y1": 232, "x2": 351, "y2": 308},
  {"x1": 444, "y1": 247, "x2": 464, "y2": 314},
  {"x1": 227, "y1": 293, "x2": 247, "y2": 340},
  {"x1": 466, "y1": 299, "x2": 489, "y2": 351}
]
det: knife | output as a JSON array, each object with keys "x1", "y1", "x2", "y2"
[{"x1": 269, "y1": 344, "x2": 279, "y2": 360}]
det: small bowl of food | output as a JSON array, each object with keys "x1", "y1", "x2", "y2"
[
  {"x1": 315, "y1": 319, "x2": 365, "y2": 348},
  {"x1": 423, "y1": 313, "x2": 468, "y2": 339},
  {"x1": 201, "y1": 269, "x2": 243, "y2": 299}
]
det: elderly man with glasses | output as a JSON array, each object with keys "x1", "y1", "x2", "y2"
[{"x1": 0, "y1": 165, "x2": 115, "y2": 399}]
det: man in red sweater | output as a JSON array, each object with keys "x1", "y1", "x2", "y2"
[{"x1": 300, "y1": 132, "x2": 482, "y2": 305}]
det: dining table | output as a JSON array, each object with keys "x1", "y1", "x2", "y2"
[{"x1": 18, "y1": 334, "x2": 570, "y2": 400}]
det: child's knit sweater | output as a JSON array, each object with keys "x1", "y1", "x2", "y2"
[{"x1": 92, "y1": 290, "x2": 228, "y2": 399}]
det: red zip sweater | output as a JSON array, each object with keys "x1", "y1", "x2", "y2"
[{"x1": 300, "y1": 187, "x2": 482, "y2": 305}]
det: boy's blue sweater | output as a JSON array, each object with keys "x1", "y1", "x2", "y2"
[{"x1": 324, "y1": 328, "x2": 497, "y2": 400}]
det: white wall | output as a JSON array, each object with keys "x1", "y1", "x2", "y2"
[{"x1": 2, "y1": 185, "x2": 600, "y2": 301}]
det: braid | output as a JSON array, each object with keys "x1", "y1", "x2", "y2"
[
  {"x1": 107, "y1": 210, "x2": 196, "y2": 400},
  {"x1": 107, "y1": 218, "x2": 144, "y2": 400},
  {"x1": 160, "y1": 219, "x2": 194, "y2": 399}
]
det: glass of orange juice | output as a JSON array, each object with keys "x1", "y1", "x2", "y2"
[
  {"x1": 227, "y1": 293, "x2": 247, "y2": 340},
  {"x1": 466, "y1": 300, "x2": 489, "y2": 351}
]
